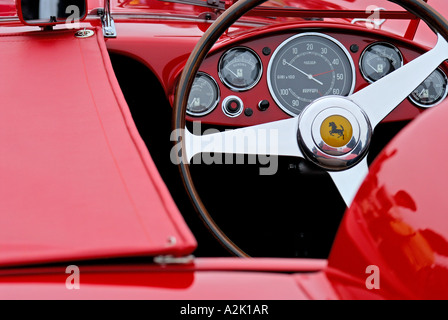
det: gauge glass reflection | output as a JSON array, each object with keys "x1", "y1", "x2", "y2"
[
  {"x1": 409, "y1": 68, "x2": 448, "y2": 108},
  {"x1": 187, "y1": 72, "x2": 220, "y2": 117},
  {"x1": 360, "y1": 42, "x2": 403, "y2": 83},
  {"x1": 218, "y1": 47, "x2": 262, "y2": 91}
]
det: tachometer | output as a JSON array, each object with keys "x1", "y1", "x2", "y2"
[
  {"x1": 187, "y1": 72, "x2": 220, "y2": 117},
  {"x1": 267, "y1": 33, "x2": 356, "y2": 116}
]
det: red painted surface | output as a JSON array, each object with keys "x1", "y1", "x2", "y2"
[
  {"x1": 0, "y1": 0, "x2": 447, "y2": 300},
  {"x1": 0, "y1": 258, "x2": 337, "y2": 300},
  {"x1": 0, "y1": 268, "x2": 312, "y2": 300},
  {"x1": 329, "y1": 97, "x2": 448, "y2": 299}
]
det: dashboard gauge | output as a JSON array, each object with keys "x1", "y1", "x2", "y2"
[
  {"x1": 409, "y1": 68, "x2": 448, "y2": 108},
  {"x1": 360, "y1": 42, "x2": 403, "y2": 83},
  {"x1": 267, "y1": 33, "x2": 356, "y2": 117},
  {"x1": 218, "y1": 47, "x2": 262, "y2": 91},
  {"x1": 187, "y1": 72, "x2": 220, "y2": 117}
]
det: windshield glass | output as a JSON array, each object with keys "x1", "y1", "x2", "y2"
[
  {"x1": 112, "y1": 0, "x2": 409, "y2": 28},
  {"x1": 262, "y1": 0, "x2": 405, "y2": 11},
  {"x1": 0, "y1": 0, "x2": 408, "y2": 18},
  {"x1": 117, "y1": 0, "x2": 406, "y2": 11}
]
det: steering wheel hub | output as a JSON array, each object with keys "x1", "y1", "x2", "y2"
[{"x1": 298, "y1": 96, "x2": 372, "y2": 170}]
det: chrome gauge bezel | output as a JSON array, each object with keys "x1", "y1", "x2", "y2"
[
  {"x1": 359, "y1": 42, "x2": 404, "y2": 84},
  {"x1": 222, "y1": 95, "x2": 244, "y2": 118},
  {"x1": 408, "y1": 68, "x2": 448, "y2": 108},
  {"x1": 218, "y1": 46, "x2": 263, "y2": 92},
  {"x1": 267, "y1": 32, "x2": 357, "y2": 117},
  {"x1": 186, "y1": 72, "x2": 220, "y2": 117}
]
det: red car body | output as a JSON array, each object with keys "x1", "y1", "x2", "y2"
[{"x1": 0, "y1": 0, "x2": 447, "y2": 301}]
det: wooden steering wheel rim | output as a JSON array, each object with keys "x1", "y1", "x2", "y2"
[{"x1": 172, "y1": 0, "x2": 448, "y2": 257}]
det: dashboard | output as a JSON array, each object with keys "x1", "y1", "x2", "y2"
[{"x1": 182, "y1": 25, "x2": 448, "y2": 127}]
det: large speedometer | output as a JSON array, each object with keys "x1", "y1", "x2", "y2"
[{"x1": 268, "y1": 33, "x2": 356, "y2": 116}]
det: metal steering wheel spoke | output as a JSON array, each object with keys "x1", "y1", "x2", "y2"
[
  {"x1": 328, "y1": 158, "x2": 369, "y2": 207},
  {"x1": 184, "y1": 117, "x2": 304, "y2": 163},
  {"x1": 327, "y1": 35, "x2": 448, "y2": 206},
  {"x1": 350, "y1": 34, "x2": 448, "y2": 129}
]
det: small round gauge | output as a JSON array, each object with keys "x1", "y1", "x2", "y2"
[
  {"x1": 187, "y1": 72, "x2": 220, "y2": 117},
  {"x1": 218, "y1": 47, "x2": 262, "y2": 91},
  {"x1": 409, "y1": 68, "x2": 448, "y2": 108},
  {"x1": 267, "y1": 33, "x2": 356, "y2": 116},
  {"x1": 360, "y1": 42, "x2": 403, "y2": 83}
]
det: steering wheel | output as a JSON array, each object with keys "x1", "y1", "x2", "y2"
[{"x1": 173, "y1": 0, "x2": 448, "y2": 257}]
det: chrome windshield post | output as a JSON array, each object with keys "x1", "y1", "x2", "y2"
[{"x1": 101, "y1": 0, "x2": 117, "y2": 38}]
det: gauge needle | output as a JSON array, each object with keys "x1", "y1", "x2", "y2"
[
  {"x1": 283, "y1": 60, "x2": 323, "y2": 86},
  {"x1": 312, "y1": 70, "x2": 335, "y2": 77},
  {"x1": 189, "y1": 99, "x2": 199, "y2": 109},
  {"x1": 225, "y1": 67, "x2": 240, "y2": 78},
  {"x1": 367, "y1": 61, "x2": 380, "y2": 73}
]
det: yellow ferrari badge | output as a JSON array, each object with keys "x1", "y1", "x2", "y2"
[{"x1": 320, "y1": 115, "x2": 353, "y2": 148}]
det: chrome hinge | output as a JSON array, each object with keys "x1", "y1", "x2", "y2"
[
  {"x1": 98, "y1": 0, "x2": 117, "y2": 38},
  {"x1": 154, "y1": 255, "x2": 195, "y2": 265}
]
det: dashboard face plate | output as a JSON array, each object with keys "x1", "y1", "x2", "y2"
[
  {"x1": 267, "y1": 33, "x2": 356, "y2": 117},
  {"x1": 186, "y1": 27, "x2": 445, "y2": 127}
]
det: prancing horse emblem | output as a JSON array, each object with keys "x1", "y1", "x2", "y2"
[{"x1": 329, "y1": 122, "x2": 345, "y2": 140}]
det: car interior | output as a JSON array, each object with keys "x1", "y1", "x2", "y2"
[{"x1": 107, "y1": 25, "x2": 425, "y2": 259}]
